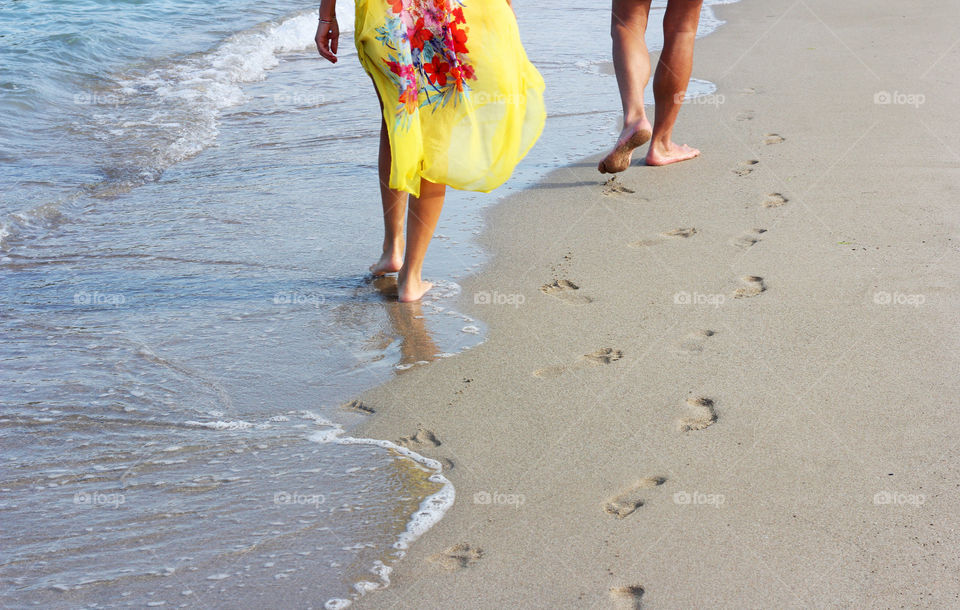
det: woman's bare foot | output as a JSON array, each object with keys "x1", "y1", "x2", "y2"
[
  {"x1": 645, "y1": 141, "x2": 700, "y2": 166},
  {"x1": 598, "y1": 119, "x2": 653, "y2": 174},
  {"x1": 397, "y1": 270, "x2": 433, "y2": 302},
  {"x1": 369, "y1": 248, "x2": 404, "y2": 276}
]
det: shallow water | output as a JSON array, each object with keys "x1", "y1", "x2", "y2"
[{"x1": 1, "y1": 0, "x2": 736, "y2": 605}]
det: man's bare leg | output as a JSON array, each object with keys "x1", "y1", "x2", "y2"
[
  {"x1": 599, "y1": 0, "x2": 654, "y2": 174},
  {"x1": 646, "y1": 0, "x2": 703, "y2": 166}
]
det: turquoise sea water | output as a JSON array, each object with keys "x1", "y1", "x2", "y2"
[{"x1": 0, "y1": 0, "x2": 737, "y2": 606}]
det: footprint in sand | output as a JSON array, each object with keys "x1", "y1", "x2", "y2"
[
  {"x1": 662, "y1": 228, "x2": 698, "y2": 239},
  {"x1": 603, "y1": 477, "x2": 666, "y2": 519},
  {"x1": 610, "y1": 585, "x2": 645, "y2": 610},
  {"x1": 731, "y1": 228, "x2": 766, "y2": 250},
  {"x1": 732, "y1": 159, "x2": 759, "y2": 176},
  {"x1": 582, "y1": 347, "x2": 624, "y2": 365},
  {"x1": 732, "y1": 275, "x2": 766, "y2": 298},
  {"x1": 429, "y1": 543, "x2": 483, "y2": 570},
  {"x1": 676, "y1": 396, "x2": 717, "y2": 432},
  {"x1": 341, "y1": 399, "x2": 375, "y2": 415},
  {"x1": 541, "y1": 279, "x2": 593, "y2": 305},
  {"x1": 398, "y1": 426, "x2": 441, "y2": 450},
  {"x1": 677, "y1": 329, "x2": 715, "y2": 355},
  {"x1": 602, "y1": 176, "x2": 636, "y2": 196},
  {"x1": 762, "y1": 193, "x2": 788, "y2": 208},
  {"x1": 764, "y1": 133, "x2": 786, "y2": 145},
  {"x1": 534, "y1": 348, "x2": 624, "y2": 378},
  {"x1": 628, "y1": 227, "x2": 698, "y2": 248},
  {"x1": 736, "y1": 110, "x2": 755, "y2": 121}
]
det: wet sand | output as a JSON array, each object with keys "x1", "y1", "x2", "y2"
[{"x1": 348, "y1": 0, "x2": 960, "y2": 606}]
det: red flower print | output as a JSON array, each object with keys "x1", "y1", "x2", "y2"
[
  {"x1": 385, "y1": 59, "x2": 403, "y2": 77},
  {"x1": 376, "y1": 0, "x2": 478, "y2": 124},
  {"x1": 409, "y1": 17, "x2": 433, "y2": 51},
  {"x1": 423, "y1": 55, "x2": 450, "y2": 86},
  {"x1": 450, "y1": 25, "x2": 468, "y2": 54}
]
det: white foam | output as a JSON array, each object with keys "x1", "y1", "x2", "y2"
[
  {"x1": 305, "y1": 414, "x2": 454, "y2": 609},
  {"x1": 183, "y1": 420, "x2": 256, "y2": 430},
  {"x1": 75, "y1": 2, "x2": 357, "y2": 194}
]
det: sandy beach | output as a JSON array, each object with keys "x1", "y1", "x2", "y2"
[{"x1": 347, "y1": 0, "x2": 960, "y2": 606}]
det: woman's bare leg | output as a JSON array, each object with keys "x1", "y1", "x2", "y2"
[
  {"x1": 397, "y1": 178, "x2": 445, "y2": 302},
  {"x1": 369, "y1": 117, "x2": 408, "y2": 274},
  {"x1": 646, "y1": 0, "x2": 703, "y2": 166},
  {"x1": 599, "y1": 0, "x2": 654, "y2": 173}
]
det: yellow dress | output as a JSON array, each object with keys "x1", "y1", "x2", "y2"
[{"x1": 354, "y1": 0, "x2": 546, "y2": 197}]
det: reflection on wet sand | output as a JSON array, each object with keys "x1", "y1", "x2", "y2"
[{"x1": 371, "y1": 276, "x2": 439, "y2": 371}]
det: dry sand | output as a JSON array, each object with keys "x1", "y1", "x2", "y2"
[{"x1": 350, "y1": 0, "x2": 960, "y2": 606}]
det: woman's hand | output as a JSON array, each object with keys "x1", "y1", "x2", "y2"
[{"x1": 315, "y1": 19, "x2": 339, "y2": 63}]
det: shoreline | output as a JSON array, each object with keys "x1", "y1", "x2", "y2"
[{"x1": 348, "y1": 0, "x2": 960, "y2": 607}]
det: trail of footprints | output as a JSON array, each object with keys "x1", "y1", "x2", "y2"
[
  {"x1": 421, "y1": 119, "x2": 785, "y2": 599},
  {"x1": 597, "y1": 118, "x2": 783, "y2": 600}
]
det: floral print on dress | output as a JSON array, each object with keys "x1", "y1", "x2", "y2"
[{"x1": 375, "y1": 0, "x2": 477, "y2": 128}]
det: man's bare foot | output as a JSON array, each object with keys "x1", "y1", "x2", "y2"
[
  {"x1": 397, "y1": 272, "x2": 432, "y2": 302},
  {"x1": 598, "y1": 119, "x2": 652, "y2": 174},
  {"x1": 645, "y1": 141, "x2": 700, "y2": 166},
  {"x1": 369, "y1": 250, "x2": 403, "y2": 276}
]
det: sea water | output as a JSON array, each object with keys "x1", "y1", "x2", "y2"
[{"x1": 0, "y1": 0, "x2": 737, "y2": 606}]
